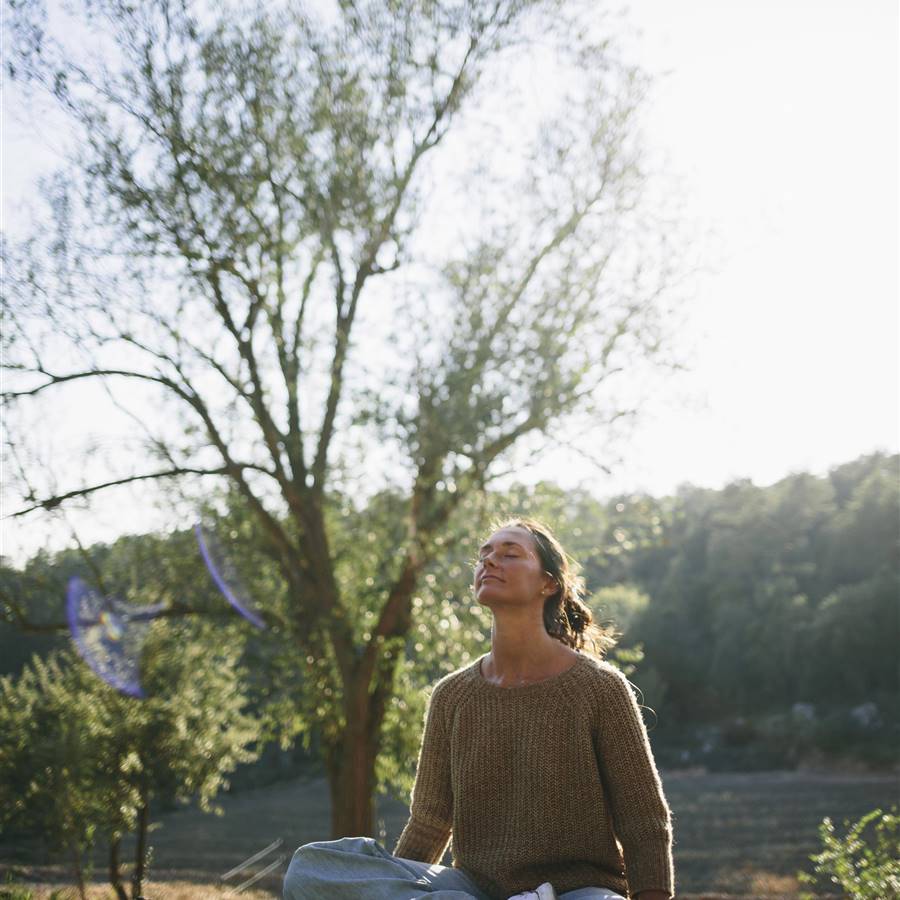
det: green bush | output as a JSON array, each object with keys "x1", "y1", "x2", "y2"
[
  {"x1": 798, "y1": 806, "x2": 900, "y2": 899},
  {"x1": 0, "y1": 870, "x2": 34, "y2": 900},
  {"x1": 0, "y1": 625, "x2": 261, "y2": 899},
  {"x1": 0, "y1": 888, "x2": 33, "y2": 900}
]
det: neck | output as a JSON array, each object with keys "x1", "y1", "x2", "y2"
[{"x1": 485, "y1": 617, "x2": 568, "y2": 677}]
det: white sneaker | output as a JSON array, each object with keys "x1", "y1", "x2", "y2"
[{"x1": 506, "y1": 883, "x2": 559, "y2": 900}]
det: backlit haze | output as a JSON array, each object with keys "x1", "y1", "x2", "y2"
[{"x1": 2, "y1": 0, "x2": 897, "y2": 565}]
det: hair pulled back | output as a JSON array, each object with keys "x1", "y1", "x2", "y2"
[{"x1": 486, "y1": 516, "x2": 619, "y2": 660}]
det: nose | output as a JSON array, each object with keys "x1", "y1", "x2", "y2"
[
  {"x1": 478, "y1": 549, "x2": 501, "y2": 570},
  {"x1": 476, "y1": 553, "x2": 502, "y2": 583}
]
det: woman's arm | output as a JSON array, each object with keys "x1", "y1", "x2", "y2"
[
  {"x1": 594, "y1": 666, "x2": 675, "y2": 900},
  {"x1": 392, "y1": 681, "x2": 453, "y2": 863}
]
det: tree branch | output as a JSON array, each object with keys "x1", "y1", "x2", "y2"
[
  {"x1": 311, "y1": 30, "x2": 484, "y2": 489},
  {"x1": 2, "y1": 366, "x2": 177, "y2": 401},
  {"x1": 7, "y1": 465, "x2": 240, "y2": 518},
  {"x1": 1, "y1": 588, "x2": 253, "y2": 635}
]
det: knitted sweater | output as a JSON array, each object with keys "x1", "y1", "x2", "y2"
[{"x1": 392, "y1": 651, "x2": 675, "y2": 900}]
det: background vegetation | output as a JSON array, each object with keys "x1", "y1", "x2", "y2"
[{"x1": 4, "y1": 449, "x2": 896, "y2": 785}]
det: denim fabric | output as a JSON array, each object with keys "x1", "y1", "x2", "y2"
[{"x1": 282, "y1": 837, "x2": 627, "y2": 900}]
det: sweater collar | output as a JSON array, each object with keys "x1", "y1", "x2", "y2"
[{"x1": 471, "y1": 650, "x2": 588, "y2": 692}]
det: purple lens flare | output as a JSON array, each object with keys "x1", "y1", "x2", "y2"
[
  {"x1": 194, "y1": 523, "x2": 266, "y2": 629},
  {"x1": 66, "y1": 576, "x2": 167, "y2": 698}
]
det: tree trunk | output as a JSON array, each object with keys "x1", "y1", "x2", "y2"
[
  {"x1": 326, "y1": 668, "x2": 392, "y2": 839},
  {"x1": 71, "y1": 844, "x2": 88, "y2": 900},
  {"x1": 131, "y1": 789, "x2": 150, "y2": 899},
  {"x1": 327, "y1": 717, "x2": 378, "y2": 837},
  {"x1": 109, "y1": 835, "x2": 129, "y2": 900},
  {"x1": 323, "y1": 554, "x2": 419, "y2": 841}
]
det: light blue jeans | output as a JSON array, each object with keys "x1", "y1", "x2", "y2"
[{"x1": 282, "y1": 836, "x2": 627, "y2": 900}]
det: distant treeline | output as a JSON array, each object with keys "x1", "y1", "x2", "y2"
[
  {"x1": 2, "y1": 450, "x2": 897, "y2": 773},
  {"x1": 562, "y1": 450, "x2": 898, "y2": 770},
  {"x1": 592, "y1": 451, "x2": 898, "y2": 718}
]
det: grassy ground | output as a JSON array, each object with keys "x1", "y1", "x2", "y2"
[
  {"x1": 2, "y1": 767, "x2": 896, "y2": 898},
  {"x1": 0, "y1": 883, "x2": 275, "y2": 899}
]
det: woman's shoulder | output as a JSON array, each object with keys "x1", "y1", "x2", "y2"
[
  {"x1": 577, "y1": 651, "x2": 627, "y2": 679},
  {"x1": 575, "y1": 653, "x2": 638, "y2": 696},
  {"x1": 428, "y1": 657, "x2": 482, "y2": 699}
]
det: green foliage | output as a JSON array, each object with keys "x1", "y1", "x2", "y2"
[
  {"x1": 0, "y1": 650, "x2": 112, "y2": 860},
  {"x1": 798, "y1": 807, "x2": 900, "y2": 899},
  {"x1": 631, "y1": 452, "x2": 899, "y2": 722},
  {"x1": 0, "y1": 549, "x2": 75, "y2": 677},
  {"x1": 1, "y1": 870, "x2": 34, "y2": 900},
  {"x1": 590, "y1": 583, "x2": 650, "y2": 637},
  {"x1": 0, "y1": 619, "x2": 261, "y2": 886}
]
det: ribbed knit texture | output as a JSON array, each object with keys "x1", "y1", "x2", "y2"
[{"x1": 392, "y1": 652, "x2": 675, "y2": 900}]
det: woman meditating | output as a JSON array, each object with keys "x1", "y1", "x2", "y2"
[{"x1": 283, "y1": 517, "x2": 675, "y2": 900}]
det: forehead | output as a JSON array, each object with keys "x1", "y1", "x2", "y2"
[{"x1": 479, "y1": 527, "x2": 537, "y2": 555}]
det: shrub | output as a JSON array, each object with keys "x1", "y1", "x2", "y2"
[
  {"x1": 0, "y1": 870, "x2": 34, "y2": 900},
  {"x1": 798, "y1": 806, "x2": 900, "y2": 899}
]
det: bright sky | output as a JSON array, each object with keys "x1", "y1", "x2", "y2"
[
  {"x1": 2, "y1": 0, "x2": 898, "y2": 563},
  {"x1": 552, "y1": 0, "x2": 899, "y2": 499}
]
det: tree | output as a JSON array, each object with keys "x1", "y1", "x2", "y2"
[
  {"x1": 0, "y1": 625, "x2": 260, "y2": 899},
  {"x1": 3, "y1": 0, "x2": 691, "y2": 836}
]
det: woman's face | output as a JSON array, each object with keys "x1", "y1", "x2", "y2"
[{"x1": 473, "y1": 526, "x2": 555, "y2": 606}]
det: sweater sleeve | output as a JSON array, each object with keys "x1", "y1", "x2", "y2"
[
  {"x1": 594, "y1": 667, "x2": 675, "y2": 899},
  {"x1": 392, "y1": 681, "x2": 453, "y2": 864}
]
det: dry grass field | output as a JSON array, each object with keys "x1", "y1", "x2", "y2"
[{"x1": 2, "y1": 767, "x2": 896, "y2": 898}]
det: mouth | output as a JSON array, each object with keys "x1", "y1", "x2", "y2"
[{"x1": 479, "y1": 575, "x2": 503, "y2": 585}]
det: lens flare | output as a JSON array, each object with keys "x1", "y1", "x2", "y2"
[
  {"x1": 194, "y1": 523, "x2": 266, "y2": 629},
  {"x1": 66, "y1": 576, "x2": 166, "y2": 698}
]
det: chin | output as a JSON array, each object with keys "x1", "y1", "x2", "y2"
[{"x1": 474, "y1": 585, "x2": 509, "y2": 606}]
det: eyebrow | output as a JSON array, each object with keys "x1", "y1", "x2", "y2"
[{"x1": 478, "y1": 540, "x2": 526, "y2": 555}]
